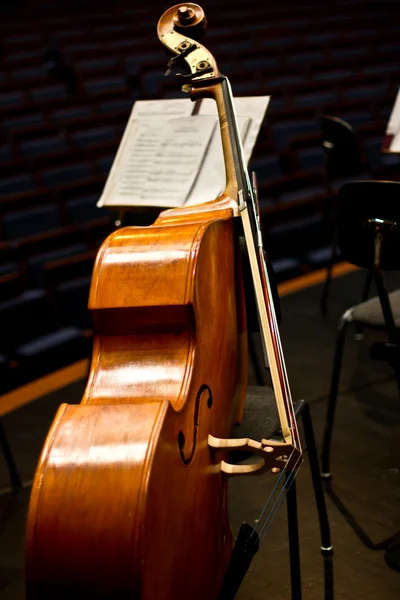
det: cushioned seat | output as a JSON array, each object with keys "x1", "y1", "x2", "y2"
[
  {"x1": 56, "y1": 276, "x2": 92, "y2": 329},
  {"x1": 0, "y1": 289, "x2": 88, "y2": 384},
  {"x1": 347, "y1": 289, "x2": 400, "y2": 328},
  {"x1": 66, "y1": 194, "x2": 102, "y2": 222},
  {"x1": 27, "y1": 243, "x2": 88, "y2": 286},
  {"x1": 16, "y1": 327, "x2": 81, "y2": 357},
  {"x1": 230, "y1": 385, "x2": 282, "y2": 465},
  {"x1": 235, "y1": 386, "x2": 280, "y2": 441},
  {"x1": 2, "y1": 204, "x2": 62, "y2": 239}
]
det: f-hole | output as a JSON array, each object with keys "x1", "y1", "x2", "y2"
[{"x1": 178, "y1": 384, "x2": 212, "y2": 465}]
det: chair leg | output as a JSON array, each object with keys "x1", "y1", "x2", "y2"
[
  {"x1": 0, "y1": 418, "x2": 22, "y2": 491},
  {"x1": 361, "y1": 270, "x2": 373, "y2": 303},
  {"x1": 355, "y1": 270, "x2": 373, "y2": 341},
  {"x1": 320, "y1": 229, "x2": 338, "y2": 317},
  {"x1": 286, "y1": 474, "x2": 302, "y2": 600},
  {"x1": 293, "y1": 401, "x2": 334, "y2": 600},
  {"x1": 374, "y1": 272, "x2": 400, "y2": 396},
  {"x1": 300, "y1": 402, "x2": 333, "y2": 554},
  {"x1": 321, "y1": 314, "x2": 349, "y2": 479}
]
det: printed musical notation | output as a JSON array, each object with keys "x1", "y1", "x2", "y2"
[
  {"x1": 383, "y1": 86, "x2": 400, "y2": 153},
  {"x1": 98, "y1": 96, "x2": 270, "y2": 209},
  {"x1": 99, "y1": 116, "x2": 216, "y2": 207}
]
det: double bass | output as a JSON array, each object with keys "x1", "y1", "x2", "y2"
[{"x1": 25, "y1": 5, "x2": 302, "y2": 599}]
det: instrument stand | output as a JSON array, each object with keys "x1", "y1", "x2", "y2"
[
  {"x1": 219, "y1": 394, "x2": 333, "y2": 600},
  {"x1": 292, "y1": 399, "x2": 334, "y2": 600},
  {"x1": 0, "y1": 418, "x2": 21, "y2": 492}
]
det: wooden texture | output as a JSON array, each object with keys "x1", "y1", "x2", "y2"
[
  {"x1": 26, "y1": 200, "x2": 248, "y2": 600},
  {"x1": 25, "y1": 5, "x2": 252, "y2": 598}
]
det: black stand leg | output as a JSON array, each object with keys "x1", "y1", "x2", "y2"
[
  {"x1": 301, "y1": 402, "x2": 334, "y2": 600},
  {"x1": 294, "y1": 400, "x2": 334, "y2": 600},
  {"x1": 320, "y1": 229, "x2": 338, "y2": 317},
  {"x1": 286, "y1": 474, "x2": 302, "y2": 600},
  {"x1": 321, "y1": 316, "x2": 348, "y2": 478},
  {"x1": 300, "y1": 402, "x2": 332, "y2": 553},
  {"x1": 0, "y1": 418, "x2": 21, "y2": 491}
]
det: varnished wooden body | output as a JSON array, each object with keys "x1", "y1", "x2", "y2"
[{"x1": 26, "y1": 199, "x2": 248, "y2": 600}]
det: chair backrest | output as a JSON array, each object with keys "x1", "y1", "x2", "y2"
[
  {"x1": 320, "y1": 115, "x2": 362, "y2": 181},
  {"x1": 337, "y1": 181, "x2": 400, "y2": 271}
]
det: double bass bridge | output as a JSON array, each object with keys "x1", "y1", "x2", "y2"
[{"x1": 208, "y1": 434, "x2": 300, "y2": 477}]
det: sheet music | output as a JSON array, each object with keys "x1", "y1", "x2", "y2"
[
  {"x1": 131, "y1": 98, "x2": 193, "y2": 117},
  {"x1": 187, "y1": 96, "x2": 270, "y2": 205},
  {"x1": 199, "y1": 95, "x2": 270, "y2": 162},
  {"x1": 99, "y1": 116, "x2": 216, "y2": 208},
  {"x1": 98, "y1": 95, "x2": 270, "y2": 208},
  {"x1": 384, "y1": 87, "x2": 400, "y2": 153},
  {"x1": 186, "y1": 116, "x2": 251, "y2": 206}
]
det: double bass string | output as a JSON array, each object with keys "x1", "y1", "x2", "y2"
[
  {"x1": 257, "y1": 455, "x2": 303, "y2": 545},
  {"x1": 220, "y1": 74, "x2": 304, "y2": 546},
  {"x1": 222, "y1": 75, "x2": 301, "y2": 449}
]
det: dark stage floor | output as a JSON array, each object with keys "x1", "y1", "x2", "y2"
[{"x1": 1, "y1": 269, "x2": 400, "y2": 599}]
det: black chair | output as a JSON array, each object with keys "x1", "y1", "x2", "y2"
[
  {"x1": 321, "y1": 180, "x2": 400, "y2": 481},
  {"x1": 319, "y1": 116, "x2": 368, "y2": 315}
]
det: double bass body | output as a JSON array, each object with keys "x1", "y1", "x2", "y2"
[{"x1": 26, "y1": 202, "x2": 248, "y2": 599}]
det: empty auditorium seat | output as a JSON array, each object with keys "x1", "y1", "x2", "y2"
[
  {"x1": 338, "y1": 111, "x2": 372, "y2": 126},
  {"x1": 29, "y1": 83, "x2": 68, "y2": 103},
  {"x1": 71, "y1": 126, "x2": 116, "y2": 147},
  {"x1": 20, "y1": 135, "x2": 68, "y2": 158},
  {"x1": 249, "y1": 156, "x2": 282, "y2": 181},
  {"x1": 0, "y1": 90, "x2": 25, "y2": 109},
  {"x1": 314, "y1": 68, "x2": 353, "y2": 81},
  {"x1": 16, "y1": 225, "x2": 86, "y2": 260},
  {"x1": 41, "y1": 162, "x2": 93, "y2": 187},
  {"x1": 271, "y1": 119, "x2": 318, "y2": 151},
  {"x1": 0, "y1": 289, "x2": 88, "y2": 382},
  {"x1": 278, "y1": 183, "x2": 326, "y2": 205},
  {"x1": 344, "y1": 83, "x2": 389, "y2": 100},
  {"x1": 287, "y1": 52, "x2": 324, "y2": 65},
  {"x1": 51, "y1": 105, "x2": 93, "y2": 123},
  {"x1": 27, "y1": 243, "x2": 89, "y2": 287},
  {"x1": 0, "y1": 271, "x2": 24, "y2": 301},
  {"x1": 2, "y1": 204, "x2": 62, "y2": 240},
  {"x1": 271, "y1": 257, "x2": 302, "y2": 283},
  {"x1": 94, "y1": 156, "x2": 113, "y2": 177},
  {"x1": 296, "y1": 146, "x2": 325, "y2": 171},
  {"x1": 267, "y1": 214, "x2": 326, "y2": 258},
  {"x1": 308, "y1": 246, "x2": 336, "y2": 268},
  {"x1": 3, "y1": 49, "x2": 44, "y2": 65},
  {"x1": 0, "y1": 353, "x2": 13, "y2": 394},
  {"x1": 43, "y1": 249, "x2": 96, "y2": 291},
  {"x1": 293, "y1": 90, "x2": 338, "y2": 106},
  {"x1": 75, "y1": 57, "x2": 119, "y2": 73},
  {"x1": 267, "y1": 74, "x2": 307, "y2": 89},
  {"x1": 0, "y1": 242, "x2": 19, "y2": 277},
  {"x1": 65, "y1": 194, "x2": 102, "y2": 223},
  {"x1": 82, "y1": 75, "x2": 128, "y2": 97},
  {"x1": 97, "y1": 98, "x2": 133, "y2": 113},
  {"x1": 363, "y1": 136, "x2": 386, "y2": 170},
  {"x1": 12, "y1": 65, "x2": 49, "y2": 82},
  {"x1": 56, "y1": 276, "x2": 92, "y2": 329},
  {"x1": 2, "y1": 112, "x2": 45, "y2": 131},
  {"x1": 0, "y1": 144, "x2": 15, "y2": 163},
  {"x1": 0, "y1": 174, "x2": 36, "y2": 196},
  {"x1": 85, "y1": 217, "x2": 114, "y2": 246}
]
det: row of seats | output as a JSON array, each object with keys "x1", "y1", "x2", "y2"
[
  {"x1": 0, "y1": 270, "x2": 92, "y2": 393},
  {"x1": 0, "y1": 0, "x2": 399, "y2": 389}
]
